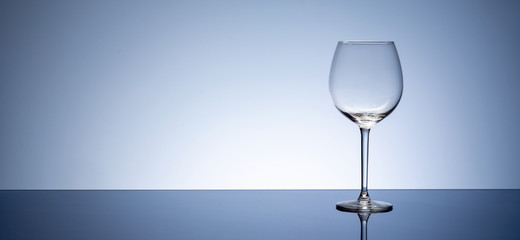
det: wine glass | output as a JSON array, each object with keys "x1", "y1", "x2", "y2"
[{"x1": 329, "y1": 40, "x2": 403, "y2": 212}]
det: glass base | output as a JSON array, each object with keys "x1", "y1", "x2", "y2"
[{"x1": 336, "y1": 200, "x2": 393, "y2": 213}]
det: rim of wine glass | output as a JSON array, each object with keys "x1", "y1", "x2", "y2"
[{"x1": 339, "y1": 40, "x2": 394, "y2": 45}]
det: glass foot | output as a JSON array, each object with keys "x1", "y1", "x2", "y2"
[{"x1": 336, "y1": 200, "x2": 393, "y2": 213}]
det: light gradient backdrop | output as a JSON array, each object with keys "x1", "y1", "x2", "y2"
[{"x1": 1, "y1": 0, "x2": 519, "y2": 189}]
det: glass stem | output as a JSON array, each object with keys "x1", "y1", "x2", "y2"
[{"x1": 358, "y1": 128, "x2": 371, "y2": 202}]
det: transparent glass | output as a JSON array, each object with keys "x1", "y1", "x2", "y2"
[{"x1": 329, "y1": 40, "x2": 403, "y2": 213}]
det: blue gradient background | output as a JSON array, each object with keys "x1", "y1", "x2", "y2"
[{"x1": 1, "y1": 0, "x2": 519, "y2": 189}]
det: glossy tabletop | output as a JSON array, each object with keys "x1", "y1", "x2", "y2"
[{"x1": 1, "y1": 190, "x2": 519, "y2": 239}]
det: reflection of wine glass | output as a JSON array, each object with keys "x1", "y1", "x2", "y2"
[
  {"x1": 354, "y1": 212, "x2": 389, "y2": 240},
  {"x1": 358, "y1": 213, "x2": 370, "y2": 240},
  {"x1": 340, "y1": 206, "x2": 392, "y2": 240},
  {"x1": 330, "y1": 41, "x2": 403, "y2": 213}
]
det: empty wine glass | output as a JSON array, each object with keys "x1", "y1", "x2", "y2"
[{"x1": 330, "y1": 40, "x2": 403, "y2": 212}]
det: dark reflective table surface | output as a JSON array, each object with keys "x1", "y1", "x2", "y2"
[{"x1": 1, "y1": 190, "x2": 519, "y2": 239}]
